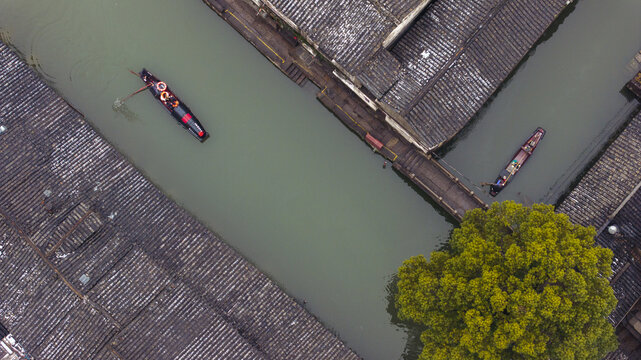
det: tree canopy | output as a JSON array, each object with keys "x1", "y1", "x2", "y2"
[{"x1": 396, "y1": 201, "x2": 618, "y2": 360}]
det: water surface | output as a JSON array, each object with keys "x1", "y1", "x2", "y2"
[
  {"x1": 439, "y1": 0, "x2": 641, "y2": 206},
  {"x1": 0, "y1": 1, "x2": 452, "y2": 359},
  {"x1": 2, "y1": 0, "x2": 640, "y2": 358}
]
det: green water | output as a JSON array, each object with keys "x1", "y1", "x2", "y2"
[
  {"x1": 0, "y1": 1, "x2": 452, "y2": 359},
  {"x1": 1, "y1": 0, "x2": 640, "y2": 359},
  {"x1": 439, "y1": 0, "x2": 641, "y2": 206}
]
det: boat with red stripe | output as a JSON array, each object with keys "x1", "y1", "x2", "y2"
[{"x1": 137, "y1": 68, "x2": 208, "y2": 142}]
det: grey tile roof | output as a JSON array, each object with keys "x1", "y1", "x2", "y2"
[
  {"x1": 385, "y1": 0, "x2": 569, "y2": 149},
  {"x1": 595, "y1": 190, "x2": 641, "y2": 325},
  {"x1": 377, "y1": 0, "x2": 427, "y2": 21},
  {"x1": 263, "y1": 0, "x2": 425, "y2": 73},
  {"x1": 111, "y1": 283, "x2": 269, "y2": 359},
  {"x1": 558, "y1": 111, "x2": 641, "y2": 344},
  {"x1": 557, "y1": 112, "x2": 641, "y2": 230},
  {"x1": 93, "y1": 347, "x2": 121, "y2": 360},
  {"x1": 265, "y1": 0, "x2": 571, "y2": 150},
  {"x1": 32, "y1": 301, "x2": 118, "y2": 359},
  {"x1": 87, "y1": 248, "x2": 172, "y2": 326},
  {"x1": 0, "y1": 42, "x2": 359, "y2": 359},
  {"x1": 356, "y1": 48, "x2": 402, "y2": 99}
]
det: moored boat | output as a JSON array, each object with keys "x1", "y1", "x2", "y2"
[
  {"x1": 489, "y1": 127, "x2": 546, "y2": 197},
  {"x1": 138, "y1": 68, "x2": 208, "y2": 142}
]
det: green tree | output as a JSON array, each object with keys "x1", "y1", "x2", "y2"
[{"x1": 396, "y1": 201, "x2": 618, "y2": 360}]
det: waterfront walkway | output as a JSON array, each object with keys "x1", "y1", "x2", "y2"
[
  {"x1": 0, "y1": 42, "x2": 359, "y2": 360},
  {"x1": 204, "y1": 0, "x2": 487, "y2": 220}
]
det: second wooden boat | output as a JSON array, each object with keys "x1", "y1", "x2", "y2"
[{"x1": 489, "y1": 127, "x2": 545, "y2": 197}]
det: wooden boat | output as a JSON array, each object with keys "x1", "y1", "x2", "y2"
[
  {"x1": 138, "y1": 68, "x2": 208, "y2": 142},
  {"x1": 489, "y1": 127, "x2": 545, "y2": 197}
]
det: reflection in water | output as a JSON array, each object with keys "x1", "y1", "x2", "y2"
[
  {"x1": 385, "y1": 274, "x2": 426, "y2": 360},
  {"x1": 112, "y1": 101, "x2": 140, "y2": 122},
  {"x1": 386, "y1": 237, "x2": 452, "y2": 360}
]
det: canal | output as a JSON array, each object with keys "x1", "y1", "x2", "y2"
[
  {"x1": 0, "y1": 0, "x2": 639, "y2": 359},
  {"x1": 439, "y1": 0, "x2": 641, "y2": 206},
  {"x1": 0, "y1": 1, "x2": 452, "y2": 359}
]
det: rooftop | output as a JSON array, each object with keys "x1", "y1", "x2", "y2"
[
  {"x1": 264, "y1": 0, "x2": 572, "y2": 150},
  {"x1": 557, "y1": 112, "x2": 641, "y2": 231},
  {"x1": 0, "y1": 42, "x2": 359, "y2": 359},
  {"x1": 558, "y1": 110, "x2": 641, "y2": 359},
  {"x1": 264, "y1": 0, "x2": 429, "y2": 74}
]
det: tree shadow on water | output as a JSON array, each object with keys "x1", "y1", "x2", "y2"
[{"x1": 386, "y1": 274, "x2": 426, "y2": 360}]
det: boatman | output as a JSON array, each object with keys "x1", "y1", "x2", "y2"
[{"x1": 159, "y1": 91, "x2": 178, "y2": 108}]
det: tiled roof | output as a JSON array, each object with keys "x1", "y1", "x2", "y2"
[
  {"x1": 603, "y1": 349, "x2": 629, "y2": 360},
  {"x1": 358, "y1": 49, "x2": 402, "y2": 99},
  {"x1": 263, "y1": 0, "x2": 425, "y2": 73},
  {"x1": 385, "y1": 0, "x2": 569, "y2": 149},
  {"x1": 596, "y1": 190, "x2": 641, "y2": 325},
  {"x1": 265, "y1": 0, "x2": 571, "y2": 150},
  {"x1": 383, "y1": 0, "x2": 502, "y2": 112},
  {"x1": 558, "y1": 111, "x2": 641, "y2": 347},
  {"x1": 0, "y1": 42, "x2": 359, "y2": 359},
  {"x1": 377, "y1": 0, "x2": 426, "y2": 21},
  {"x1": 557, "y1": 112, "x2": 641, "y2": 229}
]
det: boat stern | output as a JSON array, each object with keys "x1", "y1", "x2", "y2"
[
  {"x1": 489, "y1": 184, "x2": 503, "y2": 197},
  {"x1": 196, "y1": 129, "x2": 209, "y2": 142},
  {"x1": 188, "y1": 119, "x2": 209, "y2": 142}
]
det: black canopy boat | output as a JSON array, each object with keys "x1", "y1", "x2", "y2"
[
  {"x1": 137, "y1": 68, "x2": 208, "y2": 142},
  {"x1": 489, "y1": 127, "x2": 546, "y2": 197}
]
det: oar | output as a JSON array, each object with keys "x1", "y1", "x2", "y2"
[
  {"x1": 128, "y1": 69, "x2": 140, "y2": 77},
  {"x1": 119, "y1": 83, "x2": 152, "y2": 103}
]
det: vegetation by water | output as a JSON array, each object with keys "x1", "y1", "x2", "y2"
[{"x1": 395, "y1": 201, "x2": 617, "y2": 360}]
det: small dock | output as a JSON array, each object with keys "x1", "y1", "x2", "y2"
[
  {"x1": 315, "y1": 82, "x2": 487, "y2": 220},
  {"x1": 202, "y1": 0, "x2": 488, "y2": 220},
  {"x1": 394, "y1": 151, "x2": 486, "y2": 218}
]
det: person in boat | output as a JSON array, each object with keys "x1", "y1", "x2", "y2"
[
  {"x1": 159, "y1": 91, "x2": 179, "y2": 108},
  {"x1": 160, "y1": 91, "x2": 169, "y2": 103}
]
